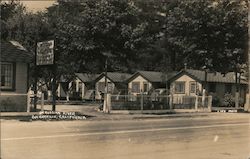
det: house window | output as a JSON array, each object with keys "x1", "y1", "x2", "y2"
[
  {"x1": 1, "y1": 63, "x2": 14, "y2": 89},
  {"x1": 98, "y1": 82, "x2": 105, "y2": 92},
  {"x1": 225, "y1": 84, "x2": 232, "y2": 94},
  {"x1": 175, "y1": 81, "x2": 185, "y2": 94},
  {"x1": 107, "y1": 82, "x2": 113, "y2": 93},
  {"x1": 208, "y1": 83, "x2": 216, "y2": 93},
  {"x1": 190, "y1": 82, "x2": 196, "y2": 93},
  {"x1": 143, "y1": 83, "x2": 148, "y2": 92},
  {"x1": 98, "y1": 82, "x2": 113, "y2": 93},
  {"x1": 132, "y1": 82, "x2": 140, "y2": 93},
  {"x1": 78, "y1": 82, "x2": 82, "y2": 92},
  {"x1": 71, "y1": 82, "x2": 76, "y2": 91}
]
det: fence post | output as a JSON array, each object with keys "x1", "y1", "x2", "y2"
[
  {"x1": 140, "y1": 93, "x2": 143, "y2": 113},
  {"x1": 195, "y1": 95, "x2": 198, "y2": 111},
  {"x1": 103, "y1": 93, "x2": 107, "y2": 113},
  {"x1": 208, "y1": 96, "x2": 212, "y2": 112},
  {"x1": 66, "y1": 92, "x2": 70, "y2": 102},
  {"x1": 107, "y1": 93, "x2": 111, "y2": 113},
  {"x1": 169, "y1": 94, "x2": 173, "y2": 110},
  {"x1": 27, "y1": 91, "x2": 31, "y2": 112},
  {"x1": 41, "y1": 93, "x2": 44, "y2": 111},
  {"x1": 202, "y1": 89, "x2": 206, "y2": 107},
  {"x1": 244, "y1": 94, "x2": 250, "y2": 112},
  {"x1": 103, "y1": 94, "x2": 106, "y2": 113},
  {"x1": 235, "y1": 92, "x2": 239, "y2": 109}
]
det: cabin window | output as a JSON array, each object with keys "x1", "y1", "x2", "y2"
[
  {"x1": 143, "y1": 83, "x2": 148, "y2": 92},
  {"x1": 190, "y1": 82, "x2": 196, "y2": 93},
  {"x1": 208, "y1": 83, "x2": 216, "y2": 93},
  {"x1": 1, "y1": 63, "x2": 14, "y2": 89},
  {"x1": 225, "y1": 84, "x2": 232, "y2": 94},
  {"x1": 107, "y1": 82, "x2": 113, "y2": 93},
  {"x1": 71, "y1": 82, "x2": 76, "y2": 91},
  {"x1": 98, "y1": 82, "x2": 113, "y2": 93},
  {"x1": 132, "y1": 82, "x2": 140, "y2": 93},
  {"x1": 78, "y1": 82, "x2": 82, "y2": 93},
  {"x1": 175, "y1": 81, "x2": 185, "y2": 94},
  {"x1": 98, "y1": 82, "x2": 105, "y2": 92}
]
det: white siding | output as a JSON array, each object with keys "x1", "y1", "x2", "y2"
[
  {"x1": 171, "y1": 75, "x2": 202, "y2": 96},
  {"x1": 1, "y1": 62, "x2": 28, "y2": 111},
  {"x1": 15, "y1": 63, "x2": 28, "y2": 93},
  {"x1": 95, "y1": 77, "x2": 114, "y2": 99},
  {"x1": 128, "y1": 75, "x2": 152, "y2": 95}
]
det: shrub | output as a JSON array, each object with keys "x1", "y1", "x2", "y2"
[
  {"x1": 212, "y1": 96, "x2": 221, "y2": 107},
  {"x1": 223, "y1": 93, "x2": 244, "y2": 107},
  {"x1": 223, "y1": 93, "x2": 234, "y2": 107}
]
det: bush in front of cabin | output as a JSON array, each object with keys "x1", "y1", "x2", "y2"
[
  {"x1": 222, "y1": 93, "x2": 244, "y2": 107},
  {"x1": 223, "y1": 93, "x2": 234, "y2": 107},
  {"x1": 212, "y1": 96, "x2": 221, "y2": 107},
  {"x1": 239, "y1": 97, "x2": 244, "y2": 107}
]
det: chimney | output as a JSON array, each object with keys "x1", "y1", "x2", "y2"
[{"x1": 184, "y1": 63, "x2": 187, "y2": 70}]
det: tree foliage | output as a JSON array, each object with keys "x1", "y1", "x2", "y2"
[
  {"x1": 163, "y1": 0, "x2": 248, "y2": 72},
  {"x1": 1, "y1": 0, "x2": 248, "y2": 81},
  {"x1": 0, "y1": 0, "x2": 26, "y2": 39},
  {"x1": 45, "y1": 0, "x2": 158, "y2": 74}
]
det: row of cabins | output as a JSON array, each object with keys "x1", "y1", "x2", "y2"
[
  {"x1": 0, "y1": 40, "x2": 247, "y2": 111},
  {"x1": 58, "y1": 70, "x2": 247, "y2": 106},
  {"x1": 57, "y1": 71, "x2": 166, "y2": 100}
]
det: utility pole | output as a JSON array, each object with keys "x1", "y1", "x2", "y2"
[
  {"x1": 104, "y1": 58, "x2": 108, "y2": 113},
  {"x1": 202, "y1": 67, "x2": 208, "y2": 107},
  {"x1": 102, "y1": 51, "x2": 114, "y2": 113},
  {"x1": 34, "y1": 41, "x2": 38, "y2": 112},
  {"x1": 52, "y1": 64, "x2": 56, "y2": 111}
]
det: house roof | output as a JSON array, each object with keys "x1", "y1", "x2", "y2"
[
  {"x1": 75, "y1": 73, "x2": 100, "y2": 83},
  {"x1": 97, "y1": 72, "x2": 132, "y2": 83},
  {"x1": 128, "y1": 71, "x2": 177, "y2": 83},
  {"x1": 58, "y1": 75, "x2": 73, "y2": 82},
  {"x1": 171, "y1": 69, "x2": 247, "y2": 84},
  {"x1": 1, "y1": 41, "x2": 33, "y2": 63}
]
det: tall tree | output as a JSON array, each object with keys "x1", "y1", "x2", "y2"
[
  {"x1": 46, "y1": 0, "x2": 158, "y2": 74},
  {"x1": 6, "y1": 9, "x2": 54, "y2": 86},
  {"x1": 0, "y1": 0, "x2": 26, "y2": 39},
  {"x1": 164, "y1": 0, "x2": 248, "y2": 72},
  {"x1": 133, "y1": 0, "x2": 171, "y2": 72}
]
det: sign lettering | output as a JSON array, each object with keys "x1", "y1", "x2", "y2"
[{"x1": 36, "y1": 40, "x2": 54, "y2": 65}]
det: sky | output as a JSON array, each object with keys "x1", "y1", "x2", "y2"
[{"x1": 20, "y1": 1, "x2": 55, "y2": 12}]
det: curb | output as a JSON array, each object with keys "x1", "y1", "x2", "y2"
[
  {"x1": 0, "y1": 112, "x2": 38, "y2": 117},
  {"x1": 1, "y1": 111, "x2": 248, "y2": 121},
  {"x1": 0, "y1": 112, "x2": 211, "y2": 121}
]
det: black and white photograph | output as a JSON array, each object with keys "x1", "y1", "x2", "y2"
[{"x1": 0, "y1": 0, "x2": 250, "y2": 158}]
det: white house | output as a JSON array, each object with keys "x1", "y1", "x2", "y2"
[
  {"x1": 127, "y1": 71, "x2": 176, "y2": 95},
  {"x1": 57, "y1": 73, "x2": 99, "y2": 100},
  {"x1": 0, "y1": 41, "x2": 32, "y2": 111},
  {"x1": 95, "y1": 72, "x2": 132, "y2": 100},
  {"x1": 169, "y1": 69, "x2": 248, "y2": 107}
]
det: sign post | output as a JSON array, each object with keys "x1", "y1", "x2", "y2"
[{"x1": 36, "y1": 40, "x2": 56, "y2": 111}]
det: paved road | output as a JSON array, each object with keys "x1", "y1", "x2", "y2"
[{"x1": 1, "y1": 114, "x2": 250, "y2": 159}]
